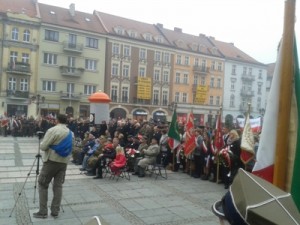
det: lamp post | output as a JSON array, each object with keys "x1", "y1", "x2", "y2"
[{"x1": 31, "y1": 94, "x2": 45, "y2": 116}]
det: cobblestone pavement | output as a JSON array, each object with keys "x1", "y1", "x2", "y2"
[{"x1": 0, "y1": 136, "x2": 226, "y2": 225}]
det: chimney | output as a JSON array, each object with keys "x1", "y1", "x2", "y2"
[
  {"x1": 229, "y1": 42, "x2": 234, "y2": 46},
  {"x1": 209, "y1": 36, "x2": 215, "y2": 40},
  {"x1": 174, "y1": 27, "x2": 182, "y2": 33},
  {"x1": 69, "y1": 3, "x2": 75, "y2": 17},
  {"x1": 199, "y1": 33, "x2": 206, "y2": 38},
  {"x1": 156, "y1": 23, "x2": 163, "y2": 28}
]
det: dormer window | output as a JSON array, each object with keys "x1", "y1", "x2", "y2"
[
  {"x1": 127, "y1": 30, "x2": 137, "y2": 38},
  {"x1": 114, "y1": 26, "x2": 124, "y2": 35},
  {"x1": 143, "y1": 33, "x2": 152, "y2": 41},
  {"x1": 154, "y1": 35, "x2": 164, "y2": 43}
]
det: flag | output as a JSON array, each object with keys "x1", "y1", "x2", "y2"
[
  {"x1": 236, "y1": 117, "x2": 261, "y2": 133},
  {"x1": 240, "y1": 114, "x2": 255, "y2": 164},
  {"x1": 253, "y1": 0, "x2": 296, "y2": 190},
  {"x1": 168, "y1": 108, "x2": 180, "y2": 150},
  {"x1": 184, "y1": 112, "x2": 196, "y2": 156},
  {"x1": 214, "y1": 113, "x2": 223, "y2": 154}
]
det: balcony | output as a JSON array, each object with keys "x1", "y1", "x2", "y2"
[
  {"x1": 193, "y1": 66, "x2": 209, "y2": 75},
  {"x1": 6, "y1": 62, "x2": 31, "y2": 75},
  {"x1": 132, "y1": 98, "x2": 151, "y2": 105},
  {"x1": 6, "y1": 90, "x2": 29, "y2": 99},
  {"x1": 60, "y1": 92, "x2": 81, "y2": 101},
  {"x1": 240, "y1": 89, "x2": 254, "y2": 97},
  {"x1": 241, "y1": 73, "x2": 255, "y2": 81},
  {"x1": 63, "y1": 42, "x2": 83, "y2": 53},
  {"x1": 59, "y1": 66, "x2": 84, "y2": 77}
]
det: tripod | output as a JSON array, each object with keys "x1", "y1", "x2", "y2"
[{"x1": 9, "y1": 131, "x2": 44, "y2": 217}]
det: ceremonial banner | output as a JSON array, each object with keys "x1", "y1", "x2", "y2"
[
  {"x1": 240, "y1": 114, "x2": 255, "y2": 164},
  {"x1": 184, "y1": 112, "x2": 196, "y2": 156},
  {"x1": 168, "y1": 108, "x2": 181, "y2": 150}
]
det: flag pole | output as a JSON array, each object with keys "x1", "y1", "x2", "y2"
[
  {"x1": 216, "y1": 106, "x2": 222, "y2": 183},
  {"x1": 273, "y1": 0, "x2": 296, "y2": 189}
]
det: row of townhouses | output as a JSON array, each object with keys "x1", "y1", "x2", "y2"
[{"x1": 0, "y1": 0, "x2": 270, "y2": 127}]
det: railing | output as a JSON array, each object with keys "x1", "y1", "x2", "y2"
[
  {"x1": 59, "y1": 66, "x2": 84, "y2": 77},
  {"x1": 6, "y1": 90, "x2": 29, "y2": 98},
  {"x1": 60, "y1": 92, "x2": 81, "y2": 101},
  {"x1": 7, "y1": 62, "x2": 31, "y2": 75},
  {"x1": 241, "y1": 73, "x2": 255, "y2": 81},
  {"x1": 193, "y1": 66, "x2": 209, "y2": 74},
  {"x1": 63, "y1": 42, "x2": 83, "y2": 53},
  {"x1": 240, "y1": 89, "x2": 254, "y2": 97}
]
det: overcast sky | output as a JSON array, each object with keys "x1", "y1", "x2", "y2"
[{"x1": 38, "y1": 0, "x2": 299, "y2": 64}]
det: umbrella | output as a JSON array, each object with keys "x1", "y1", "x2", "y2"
[{"x1": 212, "y1": 169, "x2": 300, "y2": 225}]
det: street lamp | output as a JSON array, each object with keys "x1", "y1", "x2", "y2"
[{"x1": 31, "y1": 94, "x2": 45, "y2": 116}]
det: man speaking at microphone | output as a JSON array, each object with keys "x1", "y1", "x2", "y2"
[{"x1": 33, "y1": 114, "x2": 73, "y2": 219}]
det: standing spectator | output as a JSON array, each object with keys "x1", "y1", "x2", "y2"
[{"x1": 33, "y1": 114, "x2": 73, "y2": 219}]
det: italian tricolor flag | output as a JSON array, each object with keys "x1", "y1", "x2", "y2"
[{"x1": 252, "y1": 0, "x2": 300, "y2": 211}]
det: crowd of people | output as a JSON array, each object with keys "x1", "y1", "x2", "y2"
[{"x1": 0, "y1": 113, "x2": 259, "y2": 189}]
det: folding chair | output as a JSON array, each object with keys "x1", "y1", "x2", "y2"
[
  {"x1": 150, "y1": 153, "x2": 167, "y2": 179},
  {"x1": 110, "y1": 162, "x2": 130, "y2": 181}
]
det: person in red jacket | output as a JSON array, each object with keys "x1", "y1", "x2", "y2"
[{"x1": 110, "y1": 146, "x2": 126, "y2": 176}]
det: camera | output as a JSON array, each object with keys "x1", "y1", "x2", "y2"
[{"x1": 36, "y1": 131, "x2": 44, "y2": 139}]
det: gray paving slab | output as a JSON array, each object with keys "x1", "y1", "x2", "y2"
[{"x1": 0, "y1": 136, "x2": 226, "y2": 225}]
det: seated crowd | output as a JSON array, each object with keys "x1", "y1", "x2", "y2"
[{"x1": 69, "y1": 117, "x2": 259, "y2": 187}]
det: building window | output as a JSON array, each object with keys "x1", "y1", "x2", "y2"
[
  {"x1": 153, "y1": 90, "x2": 159, "y2": 104},
  {"x1": 184, "y1": 56, "x2": 189, "y2": 65},
  {"x1": 68, "y1": 56, "x2": 76, "y2": 73},
  {"x1": 232, "y1": 65, "x2": 236, "y2": 75},
  {"x1": 162, "y1": 90, "x2": 168, "y2": 105},
  {"x1": 67, "y1": 83, "x2": 75, "y2": 95},
  {"x1": 122, "y1": 65, "x2": 129, "y2": 78},
  {"x1": 154, "y1": 51, "x2": 161, "y2": 61},
  {"x1": 10, "y1": 51, "x2": 18, "y2": 63},
  {"x1": 194, "y1": 58, "x2": 199, "y2": 66},
  {"x1": 112, "y1": 63, "x2": 119, "y2": 76},
  {"x1": 12, "y1": 27, "x2": 19, "y2": 40},
  {"x1": 182, "y1": 93, "x2": 187, "y2": 103},
  {"x1": 217, "y1": 78, "x2": 221, "y2": 88},
  {"x1": 123, "y1": 45, "x2": 131, "y2": 57},
  {"x1": 20, "y1": 78, "x2": 28, "y2": 91},
  {"x1": 23, "y1": 29, "x2": 30, "y2": 42},
  {"x1": 85, "y1": 59, "x2": 97, "y2": 71},
  {"x1": 22, "y1": 53, "x2": 29, "y2": 63},
  {"x1": 194, "y1": 75, "x2": 198, "y2": 85},
  {"x1": 201, "y1": 59, "x2": 206, "y2": 69},
  {"x1": 243, "y1": 67, "x2": 247, "y2": 75},
  {"x1": 112, "y1": 43, "x2": 120, "y2": 55},
  {"x1": 258, "y1": 83, "x2": 262, "y2": 94},
  {"x1": 183, "y1": 74, "x2": 188, "y2": 84},
  {"x1": 230, "y1": 94, "x2": 235, "y2": 107},
  {"x1": 44, "y1": 53, "x2": 57, "y2": 65},
  {"x1": 231, "y1": 81, "x2": 235, "y2": 90},
  {"x1": 249, "y1": 68, "x2": 253, "y2": 75},
  {"x1": 86, "y1": 37, "x2": 98, "y2": 49},
  {"x1": 8, "y1": 77, "x2": 17, "y2": 90},
  {"x1": 42, "y1": 80, "x2": 56, "y2": 92},
  {"x1": 45, "y1": 29, "x2": 59, "y2": 42},
  {"x1": 163, "y1": 52, "x2": 170, "y2": 63},
  {"x1": 217, "y1": 62, "x2": 222, "y2": 71},
  {"x1": 176, "y1": 55, "x2": 182, "y2": 65},
  {"x1": 111, "y1": 85, "x2": 118, "y2": 101},
  {"x1": 201, "y1": 76, "x2": 205, "y2": 85},
  {"x1": 211, "y1": 61, "x2": 216, "y2": 71},
  {"x1": 175, "y1": 92, "x2": 179, "y2": 102},
  {"x1": 210, "y1": 77, "x2": 214, "y2": 88},
  {"x1": 175, "y1": 73, "x2": 180, "y2": 83},
  {"x1": 163, "y1": 71, "x2": 169, "y2": 82},
  {"x1": 121, "y1": 86, "x2": 129, "y2": 103},
  {"x1": 209, "y1": 96, "x2": 214, "y2": 105},
  {"x1": 258, "y1": 70, "x2": 262, "y2": 79},
  {"x1": 84, "y1": 85, "x2": 96, "y2": 95},
  {"x1": 216, "y1": 96, "x2": 220, "y2": 106},
  {"x1": 154, "y1": 70, "x2": 160, "y2": 81},
  {"x1": 139, "y1": 67, "x2": 146, "y2": 77},
  {"x1": 139, "y1": 48, "x2": 146, "y2": 60}
]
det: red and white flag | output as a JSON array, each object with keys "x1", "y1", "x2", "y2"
[
  {"x1": 213, "y1": 113, "x2": 223, "y2": 155},
  {"x1": 240, "y1": 114, "x2": 255, "y2": 164}
]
